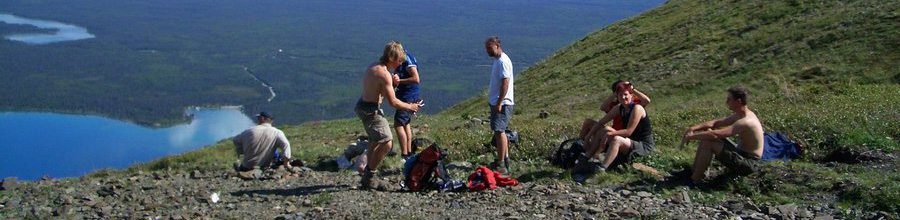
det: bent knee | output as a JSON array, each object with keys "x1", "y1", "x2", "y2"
[{"x1": 611, "y1": 136, "x2": 629, "y2": 143}]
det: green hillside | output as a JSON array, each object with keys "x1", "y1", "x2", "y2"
[{"x1": 125, "y1": 0, "x2": 899, "y2": 215}]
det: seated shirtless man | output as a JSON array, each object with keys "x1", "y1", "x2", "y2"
[
  {"x1": 681, "y1": 86, "x2": 764, "y2": 184},
  {"x1": 356, "y1": 41, "x2": 422, "y2": 190}
]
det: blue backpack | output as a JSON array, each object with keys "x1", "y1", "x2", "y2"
[{"x1": 762, "y1": 132, "x2": 804, "y2": 161}]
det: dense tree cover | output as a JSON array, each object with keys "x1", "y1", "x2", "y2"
[{"x1": 0, "y1": 0, "x2": 665, "y2": 124}]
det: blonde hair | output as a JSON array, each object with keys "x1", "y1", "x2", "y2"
[{"x1": 380, "y1": 41, "x2": 406, "y2": 64}]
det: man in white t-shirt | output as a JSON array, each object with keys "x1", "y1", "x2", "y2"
[
  {"x1": 233, "y1": 112, "x2": 292, "y2": 177},
  {"x1": 484, "y1": 36, "x2": 514, "y2": 174}
]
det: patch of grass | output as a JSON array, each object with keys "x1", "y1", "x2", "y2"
[{"x1": 310, "y1": 192, "x2": 333, "y2": 205}]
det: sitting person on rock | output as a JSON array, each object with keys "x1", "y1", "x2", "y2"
[
  {"x1": 232, "y1": 111, "x2": 293, "y2": 177},
  {"x1": 681, "y1": 86, "x2": 764, "y2": 185},
  {"x1": 579, "y1": 80, "x2": 650, "y2": 157},
  {"x1": 573, "y1": 83, "x2": 655, "y2": 181}
]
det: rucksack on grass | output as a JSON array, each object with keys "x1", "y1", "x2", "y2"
[{"x1": 548, "y1": 138, "x2": 585, "y2": 169}]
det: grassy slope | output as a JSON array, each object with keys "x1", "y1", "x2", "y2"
[{"x1": 124, "y1": 0, "x2": 898, "y2": 214}]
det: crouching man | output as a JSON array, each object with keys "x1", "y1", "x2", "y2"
[
  {"x1": 233, "y1": 112, "x2": 293, "y2": 178},
  {"x1": 681, "y1": 86, "x2": 764, "y2": 185}
]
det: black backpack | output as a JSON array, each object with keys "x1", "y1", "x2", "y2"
[
  {"x1": 491, "y1": 129, "x2": 519, "y2": 147},
  {"x1": 548, "y1": 138, "x2": 585, "y2": 169}
]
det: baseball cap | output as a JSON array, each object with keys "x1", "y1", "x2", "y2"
[{"x1": 255, "y1": 111, "x2": 273, "y2": 119}]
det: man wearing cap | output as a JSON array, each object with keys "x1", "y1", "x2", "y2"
[{"x1": 233, "y1": 111, "x2": 293, "y2": 175}]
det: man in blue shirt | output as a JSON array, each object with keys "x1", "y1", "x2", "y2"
[{"x1": 391, "y1": 50, "x2": 422, "y2": 161}]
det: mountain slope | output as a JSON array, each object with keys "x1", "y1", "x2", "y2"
[{"x1": 107, "y1": 0, "x2": 899, "y2": 216}]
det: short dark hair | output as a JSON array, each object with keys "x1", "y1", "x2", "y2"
[
  {"x1": 485, "y1": 36, "x2": 501, "y2": 47},
  {"x1": 610, "y1": 80, "x2": 624, "y2": 93},
  {"x1": 727, "y1": 86, "x2": 749, "y2": 105}
]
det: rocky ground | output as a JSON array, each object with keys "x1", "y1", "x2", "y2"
[{"x1": 0, "y1": 163, "x2": 865, "y2": 220}]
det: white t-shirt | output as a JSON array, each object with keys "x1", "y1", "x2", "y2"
[
  {"x1": 489, "y1": 52, "x2": 514, "y2": 106},
  {"x1": 233, "y1": 123, "x2": 291, "y2": 169}
]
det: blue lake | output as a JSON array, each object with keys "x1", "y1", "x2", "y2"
[
  {"x1": 0, "y1": 13, "x2": 95, "y2": 44},
  {"x1": 0, "y1": 108, "x2": 254, "y2": 180}
]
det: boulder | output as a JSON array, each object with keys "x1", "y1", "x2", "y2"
[{"x1": 1, "y1": 177, "x2": 17, "y2": 190}]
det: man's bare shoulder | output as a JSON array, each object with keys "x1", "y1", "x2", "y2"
[
  {"x1": 366, "y1": 63, "x2": 390, "y2": 78},
  {"x1": 735, "y1": 111, "x2": 763, "y2": 129}
]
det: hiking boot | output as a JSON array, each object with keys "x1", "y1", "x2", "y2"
[
  {"x1": 502, "y1": 158, "x2": 511, "y2": 174},
  {"x1": 360, "y1": 169, "x2": 375, "y2": 190},
  {"x1": 571, "y1": 155, "x2": 592, "y2": 173},
  {"x1": 489, "y1": 158, "x2": 511, "y2": 175},
  {"x1": 236, "y1": 168, "x2": 262, "y2": 180},
  {"x1": 359, "y1": 168, "x2": 389, "y2": 191}
]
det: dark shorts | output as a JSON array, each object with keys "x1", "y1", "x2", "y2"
[
  {"x1": 355, "y1": 99, "x2": 392, "y2": 143},
  {"x1": 717, "y1": 139, "x2": 761, "y2": 175},
  {"x1": 609, "y1": 137, "x2": 654, "y2": 168},
  {"x1": 489, "y1": 104, "x2": 513, "y2": 132},
  {"x1": 394, "y1": 98, "x2": 421, "y2": 126}
]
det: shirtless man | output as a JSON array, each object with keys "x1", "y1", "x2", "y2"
[
  {"x1": 681, "y1": 86, "x2": 764, "y2": 184},
  {"x1": 355, "y1": 41, "x2": 421, "y2": 190}
]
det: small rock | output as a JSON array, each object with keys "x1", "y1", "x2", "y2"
[
  {"x1": 538, "y1": 110, "x2": 550, "y2": 119},
  {"x1": 636, "y1": 191, "x2": 652, "y2": 198},
  {"x1": 1, "y1": 177, "x2": 17, "y2": 190},
  {"x1": 97, "y1": 206, "x2": 112, "y2": 217},
  {"x1": 775, "y1": 204, "x2": 799, "y2": 218},
  {"x1": 191, "y1": 170, "x2": 203, "y2": 179},
  {"x1": 285, "y1": 205, "x2": 298, "y2": 213},
  {"x1": 620, "y1": 208, "x2": 640, "y2": 217},
  {"x1": 209, "y1": 192, "x2": 220, "y2": 204},
  {"x1": 53, "y1": 206, "x2": 74, "y2": 216},
  {"x1": 97, "y1": 186, "x2": 116, "y2": 197},
  {"x1": 798, "y1": 209, "x2": 813, "y2": 218},
  {"x1": 813, "y1": 215, "x2": 834, "y2": 220}
]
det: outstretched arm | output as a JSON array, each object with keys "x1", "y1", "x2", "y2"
[
  {"x1": 681, "y1": 114, "x2": 740, "y2": 146},
  {"x1": 382, "y1": 70, "x2": 420, "y2": 112},
  {"x1": 685, "y1": 124, "x2": 739, "y2": 141}
]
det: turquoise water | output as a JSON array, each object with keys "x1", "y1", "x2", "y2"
[
  {"x1": 0, "y1": 13, "x2": 94, "y2": 44},
  {"x1": 0, "y1": 108, "x2": 254, "y2": 180}
]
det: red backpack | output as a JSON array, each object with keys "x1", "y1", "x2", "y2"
[{"x1": 403, "y1": 144, "x2": 450, "y2": 191}]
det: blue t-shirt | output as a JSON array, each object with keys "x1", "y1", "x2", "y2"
[{"x1": 395, "y1": 51, "x2": 420, "y2": 102}]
